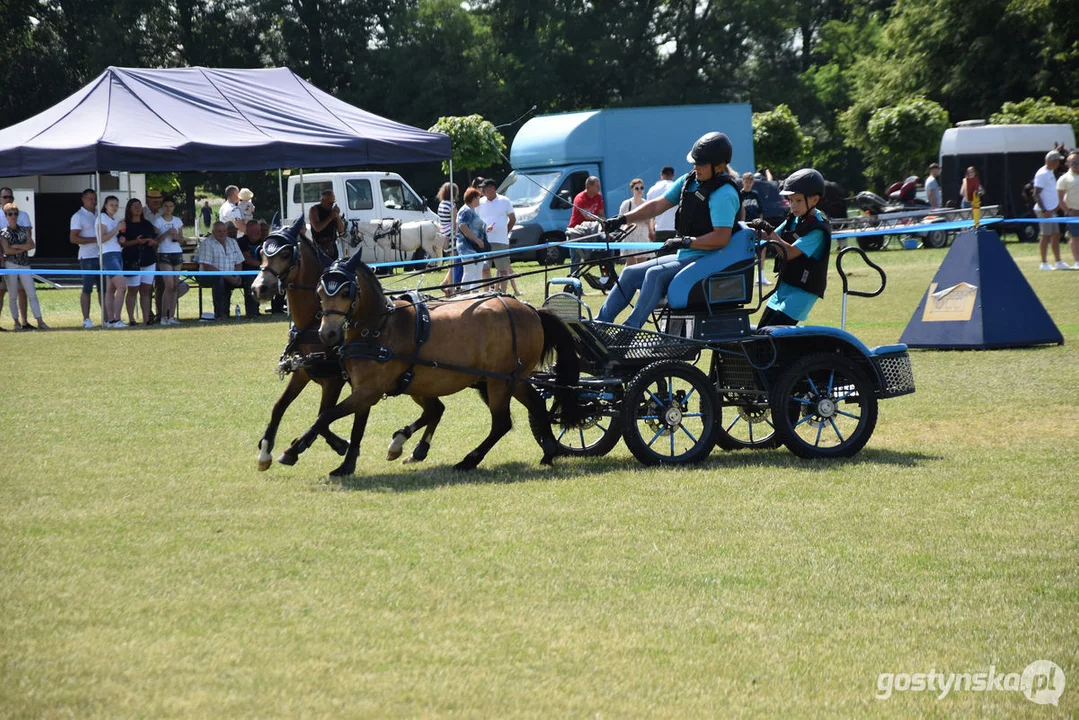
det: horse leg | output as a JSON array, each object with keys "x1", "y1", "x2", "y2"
[
  {"x1": 330, "y1": 407, "x2": 370, "y2": 477},
  {"x1": 454, "y1": 381, "x2": 513, "y2": 472},
  {"x1": 513, "y1": 382, "x2": 560, "y2": 466},
  {"x1": 403, "y1": 397, "x2": 445, "y2": 465},
  {"x1": 258, "y1": 372, "x2": 310, "y2": 471},
  {"x1": 316, "y1": 377, "x2": 351, "y2": 456},
  {"x1": 387, "y1": 396, "x2": 429, "y2": 461},
  {"x1": 278, "y1": 391, "x2": 367, "y2": 467}
]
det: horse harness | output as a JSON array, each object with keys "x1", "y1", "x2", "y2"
[{"x1": 329, "y1": 280, "x2": 526, "y2": 396}]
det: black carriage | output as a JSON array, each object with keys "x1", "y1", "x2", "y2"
[{"x1": 531, "y1": 232, "x2": 916, "y2": 465}]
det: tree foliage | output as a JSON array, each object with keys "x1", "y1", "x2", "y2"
[
  {"x1": 864, "y1": 98, "x2": 950, "y2": 184},
  {"x1": 428, "y1": 115, "x2": 506, "y2": 177},
  {"x1": 990, "y1": 97, "x2": 1079, "y2": 139},
  {"x1": 752, "y1": 105, "x2": 809, "y2": 175}
]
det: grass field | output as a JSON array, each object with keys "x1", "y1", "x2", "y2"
[{"x1": 2, "y1": 240, "x2": 1077, "y2": 717}]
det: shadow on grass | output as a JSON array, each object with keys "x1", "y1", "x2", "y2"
[{"x1": 324, "y1": 447, "x2": 939, "y2": 492}]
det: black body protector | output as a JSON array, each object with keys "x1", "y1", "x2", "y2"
[
  {"x1": 778, "y1": 208, "x2": 831, "y2": 298},
  {"x1": 675, "y1": 172, "x2": 742, "y2": 237}
]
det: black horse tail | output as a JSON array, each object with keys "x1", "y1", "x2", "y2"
[{"x1": 538, "y1": 309, "x2": 583, "y2": 427}]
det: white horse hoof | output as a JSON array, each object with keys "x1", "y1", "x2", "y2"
[
  {"x1": 403, "y1": 455, "x2": 422, "y2": 465},
  {"x1": 257, "y1": 440, "x2": 273, "y2": 471}
]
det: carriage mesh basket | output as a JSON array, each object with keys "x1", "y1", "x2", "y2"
[
  {"x1": 585, "y1": 322, "x2": 699, "y2": 363},
  {"x1": 543, "y1": 292, "x2": 588, "y2": 323},
  {"x1": 872, "y1": 351, "x2": 916, "y2": 398}
]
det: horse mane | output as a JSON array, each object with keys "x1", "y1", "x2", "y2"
[{"x1": 342, "y1": 252, "x2": 388, "y2": 310}]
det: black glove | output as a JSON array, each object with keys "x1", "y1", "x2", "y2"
[
  {"x1": 603, "y1": 214, "x2": 626, "y2": 233},
  {"x1": 662, "y1": 236, "x2": 691, "y2": 253},
  {"x1": 749, "y1": 218, "x2": 775, "y2": 236}
]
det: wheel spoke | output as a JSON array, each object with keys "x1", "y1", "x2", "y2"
[
  {"x1": 748, "y1": 419, "x2": 754, "y2": 442},
  {"x1": 683, "y1": 387, "x2": 697, "y2": 405},
  {"x1": 726, "y1": 415, "x2": 741, "y2": 432},
  {"x1": 807, "y1": 376, "x2": 821, "y2": 396},
  {"x1": 557, "y1": 427, "x2": 567, "y2": 442},
  {"x1": 835, "y1": 409, "x2": 860, "y2": 420},
  {"x1": 640, "y1": 414, "x2": 660, "y2": 420},
  {"x1": 795, "y1": 414, "x2": 816, "y2": 428},
  {"x1": 828, "y1": 418, "x2": 845, "y2": 442},
  {"x1": 669, "y1": 428, "x2": 675, "y2": 456},
  {"x1": 647, "y1": 391, "x2": 665, "y2": 406},
  {"x1": 681, "y1": 413, "x2": 703, "y2": 418},
  {"x1": 792, "y1": 396, "x2": 814, "y2": 406},
  {"x1": 579, "y1": 427, "x2": 586, "y2": 448},
  {"x1": 647, "y1": 426, "x2": 665, "y2": 448},
  {"x1": 826, "y1": 369, "x2": 836, "y2": 396},
  {"x1": 679, "y1": 424, "x2": 699, "y2": 444},
  {"x1": 814, "y1": 419, "x2": 824, "y2": 446}
]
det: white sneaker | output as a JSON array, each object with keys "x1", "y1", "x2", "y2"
[
  {"x1": 760, "y1": 276, "x2": 772, "y2": 286},
  {"x1": 1039, "y1": 262, "x2": 1053, "y2": 270},
  {"x1": 166, "y1": 317, "x2": 179, "y2": 326},
  {"x1": 83, "y1": 318, "x2": 95, "y2": 329},
  {"x1": 1054, "y1": 261, "x2": 1071, "y2": 270},
  {"x1": 112, "y1": 320, "x2": 128, "y2": 328}
]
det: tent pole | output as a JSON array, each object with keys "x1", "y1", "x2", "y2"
[
  {"x1": 299, "y1": 168, "x2": 305, "y2": 227},
  {"x1": 93, "y1": 172, "x2": 106, "y2": 327},
  {"x1": 278, "y1": 169, "x2": 285, "y2": 224}
]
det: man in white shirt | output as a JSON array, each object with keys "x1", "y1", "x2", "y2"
[
  {"x1": 69, "y1": 188, "x2": 101, "y2": 328},
  {"x1": 925, "y1": 163, "x2": 943, "y2": 208},
  {"x1": 218, "y1": 185, "x2": 242, "y2": 227},
  {"x1": 1056, "y1": 151, "x2": 1079, "y2": 269},
  {"x1": 647, "y1": 166, "x2": 677, "y2": 251},
  {"x1": 1034, "y1": 151, "x2": 1067, "y2": 270},
  {"x1": 477, "y1": 179, "x2": 518, "y2": 294},
  {"x1": 199, "y1": 221, "x2": 245, "y2": 319}
]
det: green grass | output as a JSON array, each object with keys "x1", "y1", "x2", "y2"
[{"x1": 2, "y1": 242, "x2": 1077, "y2": 717}]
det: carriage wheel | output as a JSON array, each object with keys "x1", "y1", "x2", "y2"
[
  {"x1": 547, "y1": 382, "x2": 622, "y2": 457},
  {"x1": 923, "y1": 229, "x2": 948, "y2": 248},
  {"x1": 621, "y1": 361, "x2": 719, "y2": 465},
  {"x1": 770, "y1": 353, "x2": 878, "y2": 459},
  {"x1": 714, "y1": 397, "x2": 781, "y2": 450}
]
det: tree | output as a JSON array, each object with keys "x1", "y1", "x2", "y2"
[
  {"x1": 428, "y1": 115, "x2": 505, "y2": 182},
  {"x1": 752, "y1": 105, "x2": 808, "y2": 175},
  {"x1": 990, "y1": 97, "x2": 1079, "y2": 139},
  {"x1": 864, "y1": 98, "x2": 950, "y2": 184}
]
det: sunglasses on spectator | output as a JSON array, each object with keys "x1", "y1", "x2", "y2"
[
  {"x1": 5, "y1": 211, "x2": 18, "y2": 216},
  {"x1": 632, "y1": 185, "x2": 643, "y2": 190},
  {"x1": 1, "y1": 195, "x2": 12, "y2": 200}
]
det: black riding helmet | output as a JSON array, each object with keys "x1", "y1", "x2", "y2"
[
  {"x1": 686, "y1": 132, "x2": 733, "y2": 166},
  {"x1": 780, "y1": 168, "x2": 825, "y2": 199}
]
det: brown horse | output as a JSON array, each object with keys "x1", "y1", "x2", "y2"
[
  {"x1": 277, "y1": 253, "x2": 583, "y2": 475},
  {"x1": 249, "y1": 218, "x2": 349, "y2": 470}
]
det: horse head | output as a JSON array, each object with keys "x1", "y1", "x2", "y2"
[
  {"x1": 317, "y1": 253, "x2": 386, "y2": 347},
  {"x1": 252, "y1": 216, "x2": 305, "y2": 301}
]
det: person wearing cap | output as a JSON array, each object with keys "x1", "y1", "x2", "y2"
[
  {"x1": 598, "y1": 132, "x2": 741, "y2": 329},
  {"x1": 1034, "y1": 150, "x2": 1068, "y2": 270},
  {"x1": 925, "y1": 163, "x2": 942, "y2": 208},
  {"x1": 749, "y1": 168, "x2": 831, "y2": 326},
  {"x1": 1055, "y1": 151, "x2": 1079, "y2": 270}
]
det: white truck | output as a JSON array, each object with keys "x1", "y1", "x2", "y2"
[{"x1": 285, "y1": 171, "x2": 443, "y2": 263}]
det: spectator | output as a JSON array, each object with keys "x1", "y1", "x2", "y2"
[
  {"x1": 647, "y1": 166, "x2": 677, "y2": 245},
  {"x1": 1035, "y1": 150, "x2": 1067, "y2": 270},
  {"x1": 1, "y1": 201, "x2": 47, "y2": 330},
  {"x1": 959, "y1": 166, "x2": 983, "y2": 209},
  {"x1": 237, "y1": 188, "x2": 255, "y2": 224},
  {"x1": 154, "y1": 198, "x2": 185, "y2": 325},
  {"x1": 309, "y1": 189, "x2": 344, "y2": 259},
  {"x1": 97, "y1": 195, "x2": 128, "y2": 328},
  {"x1": 200, "y1": 200, "x2": 213, "y2": 231},
  {"x1": 119, "y1": 198, "x2": 159, "y2": 326},
  {"x1": 142, "y1": 189, "x2": 164, "y2": 322},
  {"x1": 436, "y1": 182, "x2": 461, "y2": 296},
  {"x1": 259, "y1": 219, "x2": 271, "y2": 240},
  {"x1": 740, "y1": 172, "x2": 761, "y2": 222},
  {"x1": 478, "y1": 178, "x2": 520, "y2": 295},
  {"x1": 0, "y1": 188, "x2": 30, "y2": 328},
  {"x1": 199, "y1": 221, "x2": 245, "y2": 319},
  {"x1": 568, "y1": 176, "x2": 605, "y2": 274},
  {"x1": 456, "y1": 188, "x2": 490, "y2": 292},
  {"x1": 218, "y1": 185, "x2": 242, "y2": 227},
  {"x1": 470, "y1": 177, "x2": 485, "y2": 190},
  {"x1": 70, "y1": 188, "x2": 101, "y2": 329},
  {"x1": 1056, "y1": 151, "x2": 1079, "y2": 270},
  {"x1": 925, "y1": 163, "x2": 943, "y2": 208},
  {"x1": 237, "y1": 219, "x2": 263, "y2": 317},
  {"x1": 618, "y1": 178, "x2": 652, "y2": 266}
]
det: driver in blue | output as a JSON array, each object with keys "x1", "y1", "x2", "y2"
[
  {"x1": 749, "y1": 168, "x2": 831, "y2": 326},
  {"x1": 598, "y1": 132, "x2": 741, "y2": 328}
]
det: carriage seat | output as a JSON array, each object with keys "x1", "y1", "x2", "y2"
[{"x1": 666, "y1": 227, "x2": 758, "y2": 312}]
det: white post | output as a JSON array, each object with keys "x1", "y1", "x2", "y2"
[
  {"x1": 299, "y1": 168, "x2": 305, "y2": 230},
  {"x1": 278, "y1": 168, "x2": 285, "y2": 225}
]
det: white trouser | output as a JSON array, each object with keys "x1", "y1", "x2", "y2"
[
  {"x1": 460, "y1": 255, "x2": 485, "y2": 291},
  {"x1": 5, "y1": 268, "x2": 42, "y2": 320}
]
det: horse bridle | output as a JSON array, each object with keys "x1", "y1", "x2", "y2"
[
  {"x1": 317, "y1": 263, "x2": 394, "y2": 333},
  {"x1": 259, "y1": 237, "x2": 318, "y2": 293}
]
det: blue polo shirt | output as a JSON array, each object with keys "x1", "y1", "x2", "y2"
[
  {"x1": 663, "y1": 173, "x2": 741, "y2": 261},
  {"x1": 766, "y1": 209, "x2": 829, "y2": 321}
]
